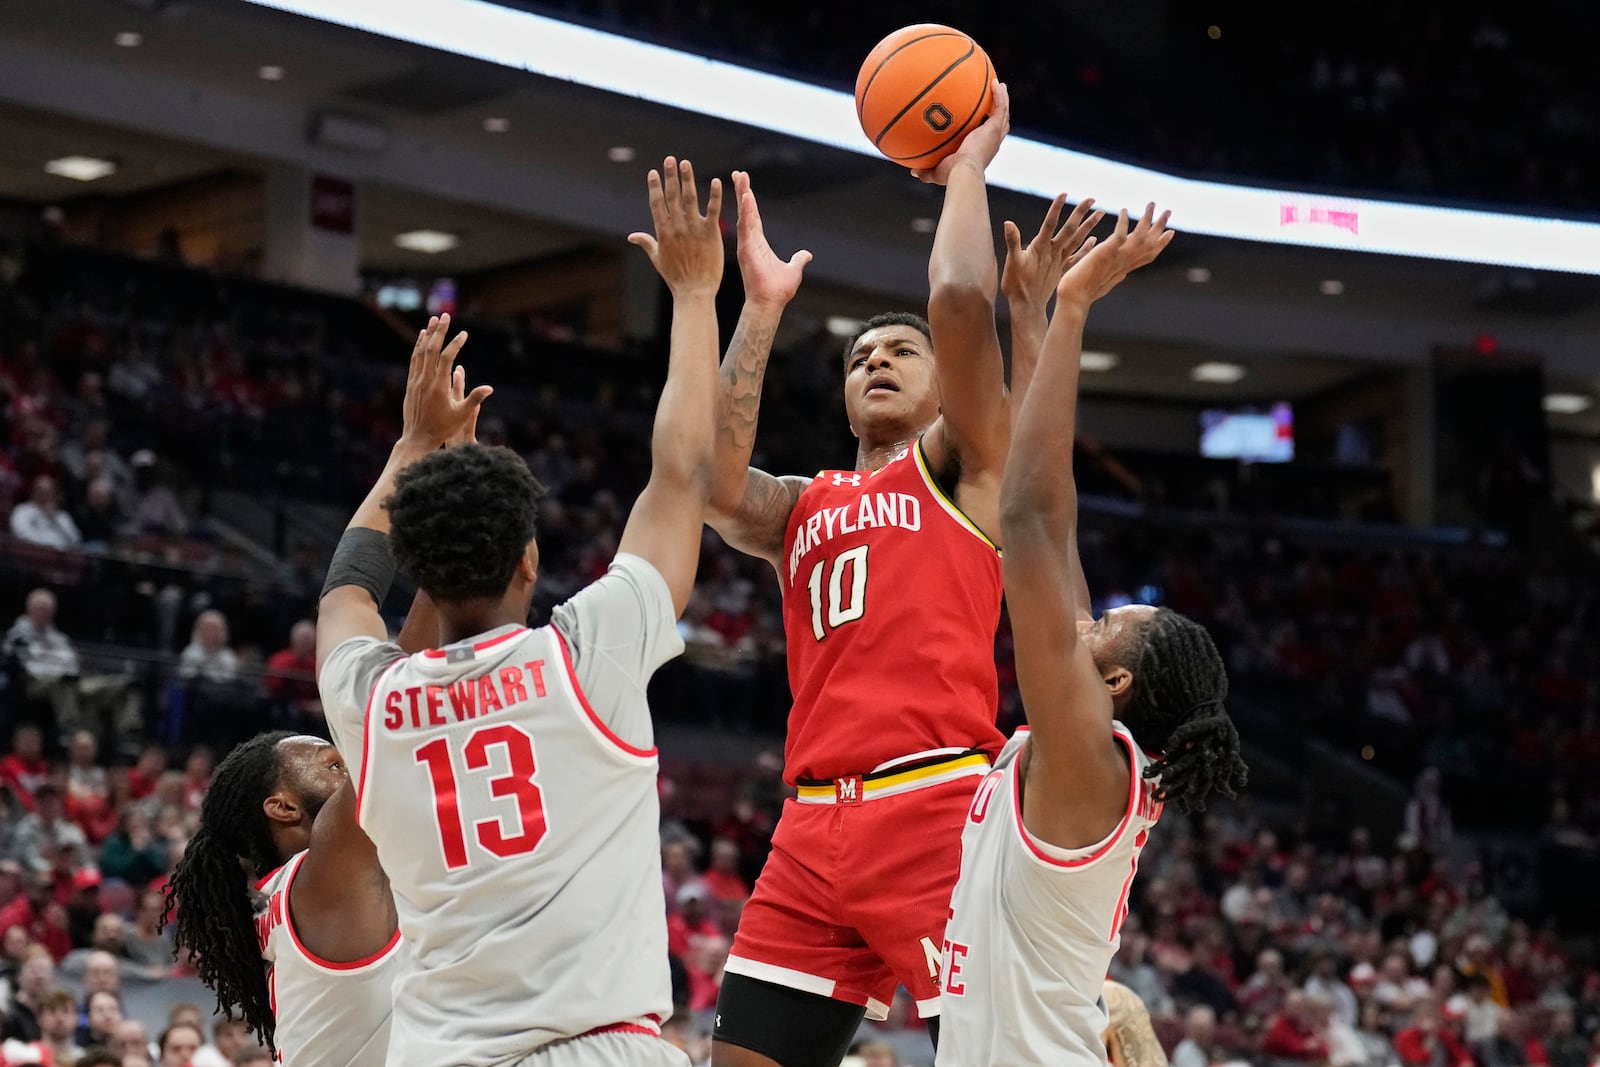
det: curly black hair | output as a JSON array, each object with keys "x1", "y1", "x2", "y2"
[
  {"x1": 1115, "y1": 609, "x2": 1249, "y2": 814},
  {"x1": 161, "y1": 731, "x2": 293, "y2": 1050},
  {"x1": 843, "y1": 311, "x2": 933, "y2": 366},
  {"x1": 385, "y1": 443, "x2": 547, "y2": 603}
]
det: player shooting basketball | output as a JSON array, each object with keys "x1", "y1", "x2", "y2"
[
  {"x1": 935, "y1": 205, "x2": 1249, "y2": 1067},
  {"x1": 706, "y1": 81, "x2": 1103, "y2": 1067}
]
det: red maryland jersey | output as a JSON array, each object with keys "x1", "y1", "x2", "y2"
[{"x1": 779, "y1": 441, "x2": 1005, "y2": 784}]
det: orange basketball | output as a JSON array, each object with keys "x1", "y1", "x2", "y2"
[{"x1": 855, "y1": 25, "x2": 995, "y2": 170}]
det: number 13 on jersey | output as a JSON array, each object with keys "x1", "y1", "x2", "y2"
[
  {"x1": 415, "y1": 723, "x2": 548, "y2": 870},
  {"x1": 806, "y1": 545, "x2": 869, "y2": 641}
]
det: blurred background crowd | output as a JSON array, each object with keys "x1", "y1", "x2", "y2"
[{"x1": 1, "y1": 0, "x2": 1597, "y2": 1065}]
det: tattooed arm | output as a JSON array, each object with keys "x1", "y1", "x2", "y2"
[
  {"x1": 1103, "y1": 981, "x2": 1170, "y2": 1067},
  {"x1": 706, "y1": 171, "x2": 812, "y2": 572}
]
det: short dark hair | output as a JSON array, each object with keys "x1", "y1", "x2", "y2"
[
  {"x1": 843, "y1": 311, "x2": 932, "y2": 366},
  {"x1": 385, "y1": 444, "x2": 546, "y2": 603},
  {"x1": 74, "y1": 1051, "x2": 121, "y2": 1067},
  {"x1": 41, "y1": 986, "x2": 77, "y2": 1012},
  {"x1": 1113, "y1": 608, "x2": 1248, "y2": 813},
  {"x1": 159, "y1": 1022, "x2": 204, "y2": 1053},
  {"x1": 88, "y1": 988, "x2": 123, "y2": 1011}
]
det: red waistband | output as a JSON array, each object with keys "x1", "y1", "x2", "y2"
[{"x1": 577, "y1": 1014, "x2": 663, "y2": 1041}]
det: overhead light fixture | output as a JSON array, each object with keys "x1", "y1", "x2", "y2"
[
  {"x1": 1543, "y1": 393, "x2": 1592, "y2": 415},
  {"x1": 825, "y1": 315, "x2": 863, "y2": 338},
  {"x1": 1207, "y1": 25, "x2": 1222, "y2": 40},
  {"x1": 910, "y1": 217, "x2": 937, "y2": 234},
  {"x1": 1190, "y1": 361, "x2": 1246, "y2": 384},
  {"x1": 114, "y1": 31, "x2": 143, "y2": 47},
  {"x1": 1185, "y1": 267, "x2": 1211, "y2": 283},
  {"x1": 606, "y1": 145, "x2": 636, "y2": 163},
  {"x1": 394, "y1": 230, "x2": 460, "y2": 254},
  {"x1": 483, "y1": 116, "x2": 511, "y2": 133},
  {"x1": 232, "y1": 0, "x2": 1600, "y2": 276},
  {"x1": 258, "y1": 64, "x2": 286, "y2": 81},
  {"x1": 1320, "y1": 279, "x2": 1345, "y2": 295},
  {"x1": 1080, "y1": 350, "x2": 1120, "y2": 372},
  {"x1": 44, "y1": 156, "x2": 117, "y2": 182}
]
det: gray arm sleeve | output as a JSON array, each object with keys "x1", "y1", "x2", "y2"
[
  {"x1": 317, "y1": 635, "x2": 406, "y2": 755},
  {"x1": 550, "y1": 553, "x2": 686, "y2": 751}
]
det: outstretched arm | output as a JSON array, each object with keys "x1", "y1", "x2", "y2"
[
  {"x1": 917, "y1": 82, "x2": 1011, "y2": 483},
  {"x1": 706, "y1": 171, "x2": 813, "y2": 570},
  {"x1": 616, "y1": 157, "x2": 724, "y2": 617},
  {"x1": 1002, "y1": 193, "x2": 1103, "y2": 428},
  {"x1": 316, "y1": 318, "x2": 489, "y2": 680},
  {"x1": 1004, "y1": 206, "x2": 1174, "y2": 849},
  {"x1": 1001, "y1": 193, "x2": 1104, "y2": 619}
]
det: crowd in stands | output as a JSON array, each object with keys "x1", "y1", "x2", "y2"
[
  {"x1": 2, "y1": 232, "x2": 1599, "y2": 1064},
  {"x1": 526, "y1": 0, "x2": 1597, "y2": 215}
]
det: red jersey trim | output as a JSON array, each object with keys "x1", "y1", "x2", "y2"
[
  {"x1": 355, "y1": 658, "x2": 408, "y2": 828},
  {"x1": 254, "y1": 866, "x2": 284, "y2": 892},
  {"x1": 578, "y1": 1018, "x2": 664, "y2": 1040},
  {"x1": 911, "y1": 440, "x2": 999, "y2": 552},
  {"x1": 551, "y1": 626, "x2": 659, "y2": 760},
  {"x1": 419, "y1": 627, "x2": 530, "y2": 659},
  {"x1": 280, "y1": 852, "x2": 403, "y2": 974},
  {"x1": 1012, "y1": 729, "x2": 1140, "y2": 870}
]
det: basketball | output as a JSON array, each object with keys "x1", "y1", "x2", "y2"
[{"x1": 855, "y1": 25, "x2": 995, "y2": 170}]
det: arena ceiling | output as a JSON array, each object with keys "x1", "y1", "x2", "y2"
[{"x1": 0, "y1": 0, "x2": 1596, "y2": 415}]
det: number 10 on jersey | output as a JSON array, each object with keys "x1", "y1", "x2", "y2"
[{"x1": 806, "y1": 545, "x2": 869, "y2": 641}]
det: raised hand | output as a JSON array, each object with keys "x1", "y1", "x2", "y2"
[
  {"x1": 401, "y1": 314, "x2": 492, "y2": 448},
  {"x1": 1057, "y1": 203, "x2": 1175, "y2": 309},
  {"x1": 444, "y1": 364, "x2": 485, "y2": 447},
  {"x1": 912, "y1": 80, "x2": 1011, "y2": 186},
  {"x1": 628, "y1": 156, "x2": 725, "y2": 297},
  {"x1": 733, "y1": 170, "x2": 812, "y2": 310},
  {"x1": 1001, "y1": 194, "x2": 1106, "y2": 311}
]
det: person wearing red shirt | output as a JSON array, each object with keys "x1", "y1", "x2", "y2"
[
  {"x1": 124, "y1": 745, "x2": 166, "y2": 802},
  {"x1": 179, "y1": 749, "x2": 211, "y2": 813},
  {"x1": 263, "y1": 620, "x2": 321, "y2": 732},
  {"x1": 0, "y1": 873, "x2": 73, "y2": 961},
  {"x1": 1394, "y1": 1001, "x2": 1473, "y2": 1067},
  {"x1": 1262, "y1": 992, "x2": 1332, "y2": 1062},
  {"x1": 0, "y1": 725, "x2": 51, "y2": 812},
  {"x1": 702, "y1": 839, "x2": 751, "y2": 905},
  {"x1": 63, "y1": 731, "x2": 116, "y2": 843},
  {"x1": 669, "y1": 883, "x2": 723, "y2": 959}
]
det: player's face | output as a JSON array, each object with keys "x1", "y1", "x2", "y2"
[
  {"x1": 1079, "y1": 605, "x2": 1159, "y2": 677},
  {"x1": 275, "y1": 736, "x2": 348, "y2": 824},
  {"x1": 842, "y1": 326, "x2": 940, "y2": 441}
]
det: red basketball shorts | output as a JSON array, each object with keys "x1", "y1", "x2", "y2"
[{"x1": 725, "y1": 769, "x2": 981, "y2": 1020}]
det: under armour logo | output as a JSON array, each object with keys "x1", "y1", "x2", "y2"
[
  {"x1": 715, "y1": 1014, "x2": 722, "y2": 1030},
  {"x1": 831, "y1": 472, "x2": 862, "y2": 487}
]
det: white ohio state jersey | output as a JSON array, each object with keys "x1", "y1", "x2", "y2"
[
  {"x1": 320, "y1": 554, "x2": 684, "y2": 1067},
  {"x1": 254, "y1": 851, "x2": 405, "y2": 1067},
  {"x1": 936, "y1": 725, "x2": 1162, "y2": 1067}
]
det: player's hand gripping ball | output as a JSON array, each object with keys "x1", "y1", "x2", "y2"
[{"x1": 855, "y1": 24, "x2": 996, "y2": 171}]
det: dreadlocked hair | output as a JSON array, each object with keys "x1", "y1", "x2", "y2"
[
  {"x1": 385, "y1": 444, "x2": 546, "y2": 603},
  {"x1": 161, "y1": 731, "x2": 293, "y2": 1050},
  {"x1": 1119, "y1": 609, "x2": 1249, "y2": 814}
]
